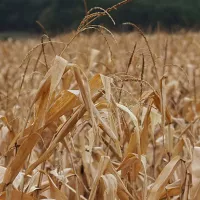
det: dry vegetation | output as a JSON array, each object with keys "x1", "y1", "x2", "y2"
[{"x1": 1, "y1": 3, "x2": 200, "y2": 200}]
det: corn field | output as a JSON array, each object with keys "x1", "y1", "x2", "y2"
[{"x1": 1, "y1": 2, "x2": 200, "y2": 199}]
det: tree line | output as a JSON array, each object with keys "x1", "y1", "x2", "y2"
[{"x1": 1, "y1": 0, "x2": 200, "y2": 33}]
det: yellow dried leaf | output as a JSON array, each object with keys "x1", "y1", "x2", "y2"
[
  {"x1": 46, "y1": 90, "x2": 81, "y2": 125},
  {"x1": 89, "y1": 74, "x2": 103, "y2": 95}
]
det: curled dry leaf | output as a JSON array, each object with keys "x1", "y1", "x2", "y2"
[{"x1": 100, "y1": 174, "x2": 118, "y2": 200}]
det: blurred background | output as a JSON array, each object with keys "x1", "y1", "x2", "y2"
[{"x1": 1, "y1": 0, "x2": 200, "y2": 37}]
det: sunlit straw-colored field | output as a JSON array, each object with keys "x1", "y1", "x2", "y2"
[{"x1": 1, "y1": 30, "x2": 200, "y2": 200}]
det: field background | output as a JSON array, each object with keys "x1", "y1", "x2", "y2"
[
  {"x1": 1, "y1": 0, "x2": 200, "y2": 34},
  {"x1": 1, "y1": 0, "x2": 200, "y2": 200}
]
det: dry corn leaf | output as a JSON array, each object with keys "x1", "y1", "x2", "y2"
[
  {"x1": 0, "y1": 166, "x2": 27, "y2": 191},
  {"x1": 165, "y1": 124, "x2": 174, "y2": 154},
  {"x1": 117, "y1": 190, "x2": 129, "y2": 200},
  {"x1": 1, "y1": 56, "x2": 75, "y2": 189},
  {"x1": 0, "y1": 116, "x2": 12, "y2": 132},
  {"x1": 100, "y1": 74, "x2": 113, "y2": 102},
  {"x1": 45, "y1": 55, "x2": 68, "y2": 96},
  {"x1": 172, "y1": 138, "x2": 184, "y2": 158},
  {"x1": 1, "y1": 80, "x2": 50, "y2": 189},
  {"x1": 25, "y1": 90, "x2": 104, "y2": 175},
  {"x1": 79, "y1": 131, "x2": 93, "y2": 186},
  {"x1": 183, "y1": 135, "x2": 193, "y2": 160},
  {"x1": 107, "y1": 160, "x2": 134, "y2": 199},
  {"x1": 185, "y1": 102, "x2": 200, "y2": 122},
  {"x1": 89, "y1": 74, "x2": 104, "y2": 95},
  {"x1": 142, "y1": 91, "x2": 171, "y2": 123},
  {"x1": 95, "y1": 106, "x2": 118, "y2": 142},
  {"x1": 116, "y1": 103, "x2": 141, "y2": 156},
  {"x1": 33, "y1": 76, "x2": 51, "y2": 105},
  {"x1": 33, "y1": 55, "x2": 68, "y2": 111},
  {"x1": 117, "y1": 153, "x2": 140, "y2": 171},
  {"x1": 117, "y1": 153, "x2": 141, "y2": 181},
  {"x1": 47, "y1": 174, "x2": 68, "y2": 200},
  {"x1": 95, "y1": 102, "x2": 109, "y2": 110},
  {"x1": 46, "y1": 90, "x2": 81, "y2": 125},
  {"x1": 89, "y1": 155, "x2": 133, "y2": 200},
  {"x1": 149, "y1": 108, "x2": 162, "y2": 144},
  {"x1": 0, "y1": 188, "x2": 36, "y2": 200},
  {"x1": 74, "y1": 67, "x2": 98, "y2": 134},
  {"x1": 140, "y1": 104, "x2": 152, "y2": 155},
  {"x1": 25, "y1": 172, "x2": 40, "y2": 193},
  {"x1": 160, "y1": 180, "x2": 182, "y2": 198},
  {"x1": 88, "y1": 156, "x2": 110, "y2": 200},
  {"x1": 62, "y1": 71, "x2": 73, "y2": 90},
  {"x1": 100, "y1": 174, "x2": 118, "y2": 200},
  {"x1": 8, "y1": 76, "x2": 51, "y2": 151},
  {"x1": 148, "y1": 156, "x2": 180, "y2": 200},
  {"x1": 50, "y1": 168, "x2": 75, "y2": 183},
  {"x1": 0, "y1": 126, "x2": 12, "y2": 155},
  {"x1": 189, "y1": 147, "x2": 200, "y2": 199},
  {"x1": 141, "y1": 155, "x2": 148, "y2": 200},
  {"x1": 88, "y1": 49, "x2": 100, "y2": 70}
]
